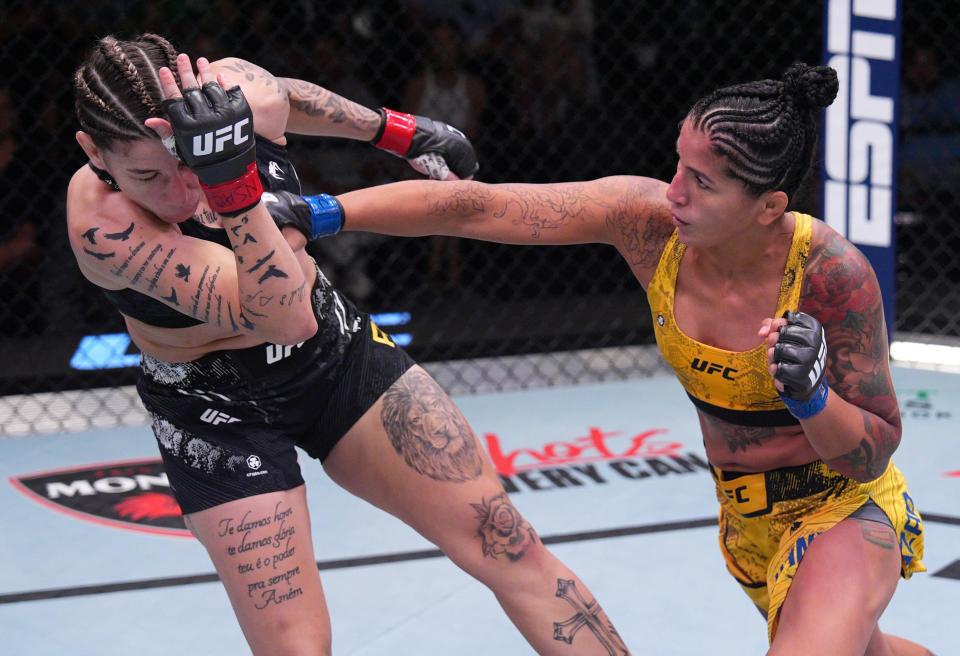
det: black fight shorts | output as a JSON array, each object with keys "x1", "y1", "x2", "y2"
[{"x1": 137, "y1": 266, "x2": 415, "y2": 515}]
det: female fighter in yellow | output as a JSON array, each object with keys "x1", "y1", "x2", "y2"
[{"x1": 325, "y1": 63, "x2": 932, "y2": 654}]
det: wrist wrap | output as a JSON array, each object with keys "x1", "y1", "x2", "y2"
[
  {"x1": 372, "y1": 108, "x2": 416, "y2": 156},
  {"x1": 201, "y1": 162, "x2": 263, "y2": 217},
  {"x1": 781, "y1": 379, "x2": 829, "y2": 420},
  {"x1": 303, "y1": 194, "x2": 345, "y2": 237}
]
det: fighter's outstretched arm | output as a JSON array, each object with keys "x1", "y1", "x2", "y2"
[{"x1": 336, "y1": 176, "x2": 674, "y2": 287}]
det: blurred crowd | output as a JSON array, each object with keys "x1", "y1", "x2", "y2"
[{"x1": 1, "y1": 0, "x2": 958, "y2": 342}]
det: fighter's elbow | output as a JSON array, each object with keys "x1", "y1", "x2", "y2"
[
  {"x1": 255, "y1": 309, "x2": 318, "y2": 346},
  {"x1": 278, "y1": 312, "x2": 318, "y2": 345}
]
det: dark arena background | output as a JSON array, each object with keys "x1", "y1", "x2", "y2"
[
  {"x1": 0, "y1": 0, "x2": 958, "y2": 430},
  {"x1": 1, "y1": 3, "x2": 959, "y2": 654}
]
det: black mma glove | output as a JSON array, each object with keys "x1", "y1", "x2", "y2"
[
  {"x1": 773, "y1": 311, "x2": 829, "y2": 419},
  {"x1": 371, "y1": 108, "x2": 479, "y2": 179},
  {"x1": 162, "y1": 82, "x2": 262, "y2": 216},
  {"x1": 262, "y1": 191, "x2": 344, "y2": 241}
]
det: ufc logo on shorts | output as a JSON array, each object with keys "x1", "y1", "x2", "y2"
[
  {"x1": 200, "y1": 408, "x2": 241, "y2": 425},
  {"x1": 192, "y1": 118, "x2": 250, "y2": 156},
  {"x1": 266, "y1": 341, "x2": 305, "y2": 365}
]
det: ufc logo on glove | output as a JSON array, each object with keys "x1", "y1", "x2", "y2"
[{"x1": 192, "y1": 118, "x2": 250, "y2": 156}]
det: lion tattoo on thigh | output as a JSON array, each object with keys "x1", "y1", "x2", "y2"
[{"x1": 380, "y1": 369, "x2": 484, "y2": 482}]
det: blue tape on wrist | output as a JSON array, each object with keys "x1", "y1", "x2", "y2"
[
  {"x1": 781, "y1": 379, "x2": 829, "y2": 420},
  {"x1": 303, "y1": 194, "x2": 344, "y2": 238}
]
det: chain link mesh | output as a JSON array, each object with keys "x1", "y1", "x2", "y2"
[{"x1": 0, "y1": 1, "x2": 957, "y2": 435}]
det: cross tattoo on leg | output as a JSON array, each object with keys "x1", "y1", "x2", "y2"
[{"x1": 553, "y1": 579, "x2": 629, "y2": 655}]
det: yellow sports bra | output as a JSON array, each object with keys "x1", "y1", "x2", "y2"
[{"x1": 647, "y1": 213, "x2": 813, "y2": 426}]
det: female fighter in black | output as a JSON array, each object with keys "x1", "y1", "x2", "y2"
[{"x1": 67, "y1": 34, "x2": 629, "y2": 656}]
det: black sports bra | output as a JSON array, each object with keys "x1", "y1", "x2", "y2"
[{"x1": 98, "y1": 137, "x2": 302, "y2": 328}]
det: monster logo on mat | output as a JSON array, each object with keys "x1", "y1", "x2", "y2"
[{"x1": 10, "y1": 458, "x2": 190, "y2": 537}]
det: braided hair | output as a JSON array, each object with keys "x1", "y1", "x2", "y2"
[
  {"x1": 73, "y1": 34, "x2": 181, "y2": 150},
  {"x1": 688, "y1": 63, "x2": 839, "y2": 200}
]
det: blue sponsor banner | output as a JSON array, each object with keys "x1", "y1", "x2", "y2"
[
  {"x1": 70, "y1": 311, "x2": 414, "y2": 370},
  {"x1": 70, "y1": 333, "x2": 141, "y2": 370},
  {"x1": 822, "y1": 0, "x2": 901, "y2": 335}
]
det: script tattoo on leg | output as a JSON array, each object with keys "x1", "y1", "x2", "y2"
[{"x1": 216, "y1": 501, "x2": 304, "y2": 610}]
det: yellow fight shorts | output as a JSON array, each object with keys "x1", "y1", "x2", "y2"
[{"x1": 713, "y1": 460, "x2": 925, "y2": 642}]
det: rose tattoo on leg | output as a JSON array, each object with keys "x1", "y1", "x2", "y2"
[{"x1": 472, "y1": 493, "x2": 538, "y2": 561}]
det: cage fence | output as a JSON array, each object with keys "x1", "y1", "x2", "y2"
[{"x1": 0, "y1": 0, "x2": 957, "y2": 435}]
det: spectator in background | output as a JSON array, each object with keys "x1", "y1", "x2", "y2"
[
  {"x1": 294, "y1": 30, "x2": 384, "y2": 193},
  {"x1": 0, "y1": 86, "x2": 44, "y2": 338},
  {"x1": 298, "y1": 30, "x2": 394, "y2": 304},
  {"x1": 401, "y1": 0, "x2": 521, "y2": 50},
  {"x1": 517, "y1": 0, "x2": 595, "y2": 46},
  {"x1": 344, "y1": 0, "x2": 421, "y2": 106},
  {"x1": 901, "y1": 47, "x2": 960, "y2": 134},
  {"x1": 0, "y1": 4, "x2": 112, "y2": 338},
  {"x1": 404, "y1": 21, "x2": 486, "y2": 140},
  {"x1": 898, "y1": 46, "x2": 960, "y2": 212},
  {"x1": 506, "y1": 22, "x2": 600, "y2": 183},
  {"x1": 517, "y1": 0, "x2": 599, "y2": 106},
  {"x1": 403, "y1": 20, "x2": 487, "y2": 293}
]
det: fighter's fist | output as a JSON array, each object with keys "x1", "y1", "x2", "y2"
[
  {"x1": 262, "y1": 191, "x2": 344, "y2": 241},
  {"x1": 157, "y1": 55, "x2": 261, "y2": 216},
  {"x1": 372, "y1": 108, "x2": 478, "y2": 180},
  {"x1": 769, "y1": 311, "x2": 829, "y2": 419}
]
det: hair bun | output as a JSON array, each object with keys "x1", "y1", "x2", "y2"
[{"x1": 782, "y1": 63, "x2": 839, "y2": 108}]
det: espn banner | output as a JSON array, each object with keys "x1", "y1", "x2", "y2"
[{"x1": 822, "y1": 0, "x2": 901, "y2": 334}]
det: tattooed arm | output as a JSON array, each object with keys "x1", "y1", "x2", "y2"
[
  {"x1": 210, "y1": 58, "x2": 379, "y2": 141},
  {"x1": 66, "y1": 169, "x2": 317, "y2": 345},
  {"x1": 339, "y1": 176, "x2": 671, "y2": 263},
  {"x1": 211, "y1": 57, "x2": 479, "y2": 180},
  {"x1": 209, "y1": 58, "x2": 293, "y2": 142},
  {"x1": 278, "y1": 77, "x2": 381, "y2": 140},
  {"x1": 789, "y1": 227, "x2": 902, "y2": 482}
]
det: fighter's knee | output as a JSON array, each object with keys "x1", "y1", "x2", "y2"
[
  {"x1": 471, "y1": 493, "x2": 541, "y2": 556},
  {"x1": 250, "y1": 619, "x2": 331, "y2": 656},
  {"x1": 449, "y1": 501, "x2": 556, "y2": 588},
  {"x1": 255, "y1": 641, "x2": 331, "y2": 656},
  {"x1": 461, "y1": 540, "x2": 555, "y2": 591}
]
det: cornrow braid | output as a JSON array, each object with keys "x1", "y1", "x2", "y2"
[
  {"x1": 73, "y1": 33, "x2": 181, "y2": 151},
  {"x1": 688, "y1": 63, "x2": 839, "y2": 200},
  {"x1": 74, "y1": 66, "x2": 144, "y2": 141},
  {"x1": 101, "y1": 36, "x2": 156, "y2": 115},
  {"x1": 139, "y1": 33, "x2": 181, "y2": 86}
]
